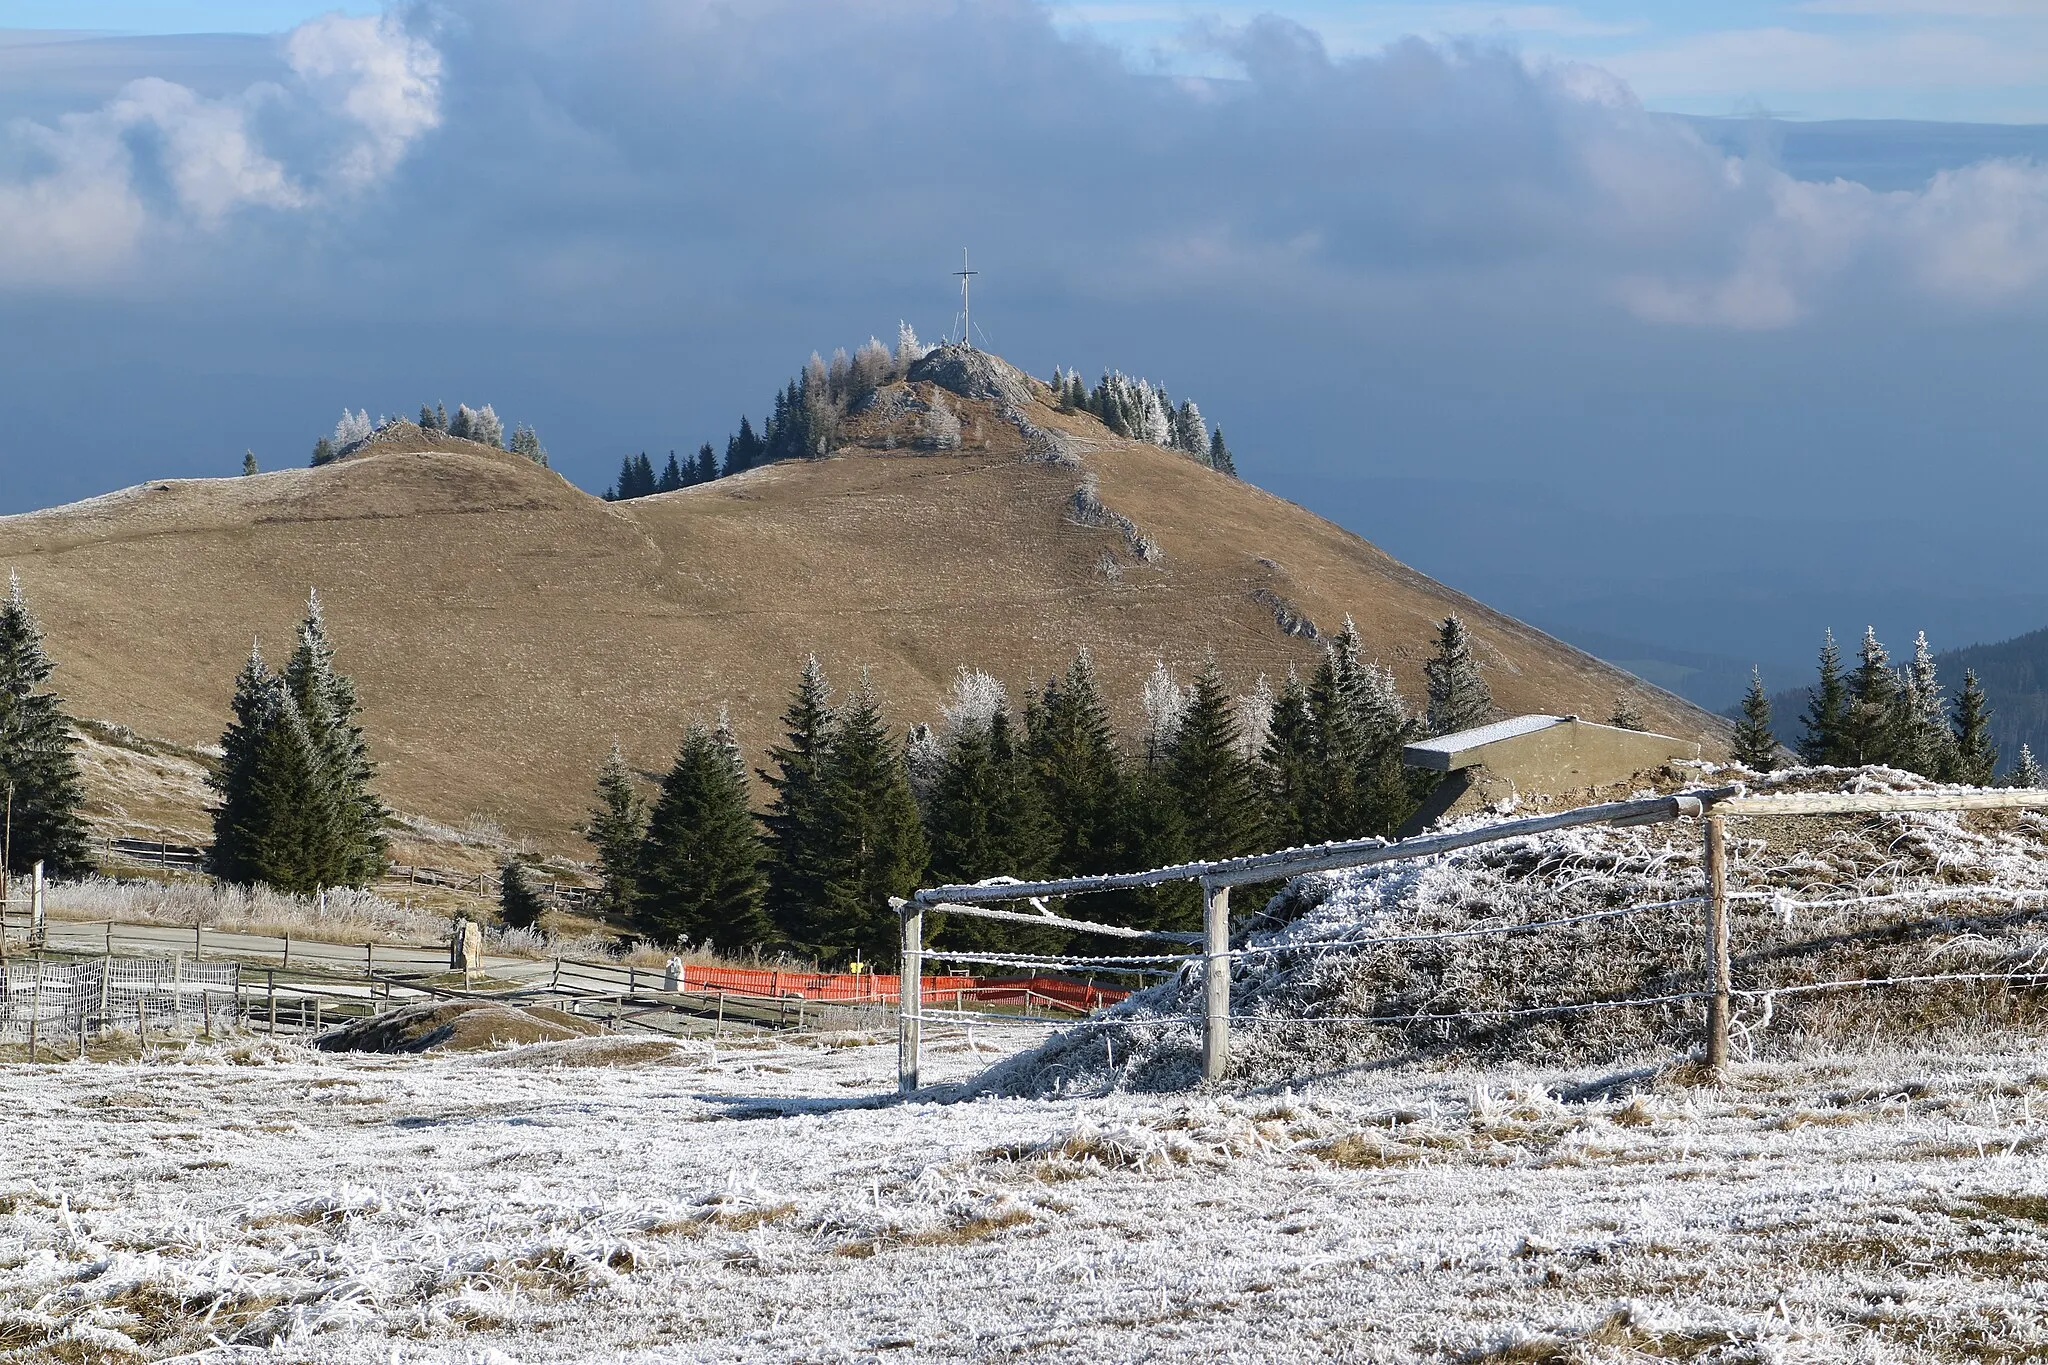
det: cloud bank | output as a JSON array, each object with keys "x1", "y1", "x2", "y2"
[{"x1": 0, "y1": 12, "x2": 437, "y2": 286}]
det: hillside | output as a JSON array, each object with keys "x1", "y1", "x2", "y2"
[{"x1": 0, "y1": 348, "x2": 1725, "y2": 851}]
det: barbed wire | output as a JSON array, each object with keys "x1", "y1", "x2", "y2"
[
  {"x1": 919, "y1": 947, "x2": 1195, "y2": 969},
  {"x1": 1728, "y1": 886, "x2": 2048, "y2": 913},
  {"x1": 1734, "y1": 970, "x2": 2048, "y2": 999}
]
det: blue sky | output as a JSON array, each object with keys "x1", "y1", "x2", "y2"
[{"x1": 0, "y1": 1, "x2": 2045, "y2": 707}]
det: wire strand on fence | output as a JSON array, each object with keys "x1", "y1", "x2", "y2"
[
  {"x1": 919, "y1": 947, "x2": 1198, "y2": 969},
  {"x1": 1728, "y1": 886, "x2": 2048, "y2": 913},
  {"x1": 909, "y1": 1008, "x2": 1200, "y2": 1029},
  {"x1": 1734, "y1": 970, "x2": 2048, "y2": 1000}
]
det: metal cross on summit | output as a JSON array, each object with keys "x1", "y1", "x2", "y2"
[{"x1": 954, "y1": 248, "x2": 977, "y2": 349}]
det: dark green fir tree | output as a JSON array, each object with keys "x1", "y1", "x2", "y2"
[
  {"x1": 1166, "y1": 658, "x2": 1265, "y2": 859},
  {"x1": 1259, "y1": 669, "x2": 1321, "y2": 847},
  {"x1": 1843, "y1": 627, "x2": 1900, "y2": 767},
  {"x1": 282, "y1": 591, "x2": 388, "y2": 886},
  {"x1": 814, "y1": 675, "x2": 927, "y2": 963},
  {"x1": 638, "y1": 715, "x2": 768, "y2": 951},
  {"x1": 1732, "y1": 668, "x2": 1778, "y2": 771},
  {"x1": 1026, "y1": 650, "x2": 1128, "y2": 876},
  {"x1": 1799, "y1": 630, "x2": 1849, "y2": 765},
  {"x1": 761, "y1": 655, "x2": 838, "y2": 947},
  {"x1": 1424, "y1": 614, "x2": 1496, "y2": 737},
  {"x1": 582, "y1": 741, "x2": 646, "y2": 917},
  {"x1": 1951, "y1": 669, "x2": 1997, "y2": 786},
  {"x1": 500, "y1": 856, "x2": 545, "y2": 931},
  {"x1": 0, "y1": 575, "x2": 91, "y2": 878},
  {"x1": 242, "y1": 450, "x2": 259, "y2": 476}
]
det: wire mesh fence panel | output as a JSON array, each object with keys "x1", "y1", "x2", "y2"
[{"x1": 2, "y1": 957, "x2": 242, "y2": 1041}]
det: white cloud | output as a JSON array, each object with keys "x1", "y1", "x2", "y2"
[{"x1": 0, "y1": 11, "x2": 438, "y2": 286}]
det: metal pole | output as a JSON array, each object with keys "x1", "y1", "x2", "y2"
[
  {"x1": 1202, "y1": 879, "x2": 1231, "y2": 1084},
  {"x1": 898, "y1": 901, "x2": 924, "y2": 1096},
  {"x1": 1704, "y1": 814, "x2": 1731, "y2": 1075}
]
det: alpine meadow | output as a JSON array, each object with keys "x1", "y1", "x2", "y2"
[{"x1": 4, "y1": 3, "x2": 2048, "y2": 1362}]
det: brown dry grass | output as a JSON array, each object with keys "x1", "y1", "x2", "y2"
[{"x1": 0, "y1": 371, "x2": 1724, "y2": 851}]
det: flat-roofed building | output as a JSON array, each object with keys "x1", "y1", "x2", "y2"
[{"x1": 1399, "y1": 714, "x2": 1701, "y2": 834}]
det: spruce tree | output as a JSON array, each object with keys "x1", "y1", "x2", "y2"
[
  {"x1": 509, "y1": 424, "x2": 548, "y2": 466},
  {"x1": 0, "y1": 575, "x2": 90, "y2": 878},
  {"x1": 1895, "y1": 631, "x2": 1958, "y2": 780},
  {"x1": 814, "y1": 675, "x2": 927, "y2": 962},
  {"x1": 657, "y1": 452, "x2": 684, "y2": 493},
  {"x1": 419, "y1": 403, "x2": 438, "y2": 431},
  {"x1": 2008, "y1": 744, "x2": 2044, "y2": 790},
  {"x1": 1951, "y1": 669, "x2": 1997, "y2": 786},
  {"x1": 632, "y1": 453, "x2": 655, "y2": 497},
  {"x1": 761, "y1": 656, "x2": 838, "y2": 946},
  {"x1": 694, "y1": 442, "x2": 718, "y2": 484},
  {"x1": 1354, "y1": 659, "x2": 1417, "y2": 836},
  {"x1": 582, "y1": 741, "x2": 646, "y2": 917},
  {"x1": 311, "y1": 438, "x2": 336, "y2": 467},
  {"x1": 281, "y1": 592, "x2": 388, "y2": 886},
  {"x1": 1208, "y1": 428, "x2": 1236, "y2": 477},
  {"x1": 638, "y1": 717, "x2": 769, "y2": 950},
  {"x1": 1306, "y1": 625, "x2": 1366, "y2": 839},
  {"x1": 207, "y1": 642, "x2": 276, "y2": 886},
  {"x1": 926, "y1": 705, "x2": 1054, "y2": 951},
  {"x1": 242, "y1": 450, "x2": 258, "y2": 476},
  {"x1": 500, "y1": 857, "x2": 545, "y2": 930},
  {"x1": 1165, "y1": 658, "x2": 1264, "y2": 858},
  {"x1": 434, "y1": 401, "x2": 449, "y2": 432},
  {"x1": 1844, "y1": 627, "x2": 1901, "y2": 767},
  {"x1": 1425, "y1": 614, "x2": 1495, "y2": 737},
  {"x1": 1259, "y1": 669, "x2": 1321, "y2": 847},
  {"x1": 1732, "y1": 669, "x2": 1778, "y2": 771},
  {"x1": 1027, "y1": 651, "x2": 1128, "y2": 876},
  {"x1": 608, "y1": 455, "x2": 636, "y2": 501},
  {"x1": 1799, "y1": 630, "x2": 1850, "y2": 765}
]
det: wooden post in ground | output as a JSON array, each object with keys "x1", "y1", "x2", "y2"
[
  {"x1": 194, "y1": 924, "x2": 203, "y2": 962},
  {"x1": 29, "y1": 862, "x2": 43, "y2": 948},
  {"x1": 1704, "y1": 814, "x2": 1732, "y2": 1075},
  {"x1": 898, "y1": 900, "x2": 924, "y2": 1097},
  {"x1": 200, "y1": 989, "x2": 211, "y2": 1039},
  {"x1": 105, "y1": 921, "x2": 113, "y2": 955},
  {"x1": 267, "y1": 970, "x2": 276, "y2": 1036},
  {"x1": 364, "y1": 942, "x2": 373, "y2": 979},
  {"x1": 1202, "y1": 878, "x2": 1231, "y2": 1084},
  {"x1": 97, "y1": 956, "x2": 110, "y2": 1034},
  {"x1": 282, "y1": 933, "x2": 291, "y2": 969}
]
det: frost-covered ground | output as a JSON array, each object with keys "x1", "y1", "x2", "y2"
[{"x1": 5, "y1": 1029, "x2": 2048, "y2": 1363}]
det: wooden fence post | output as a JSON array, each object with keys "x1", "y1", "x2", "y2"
[
  {"x1": 1704, "y1": 814, "x2": 1731, "y2": 1075},
  {"x1": 1202, "y1": 879, "x2": 1231, "y2": 1084},
  {"x1": 27, "y1": 952, "x2": 40, "y2": 1062},
  {"x1": 267, "y1": 970, "x2": 277, "y2": 1036},
  {"x1": 194, "y1": 924, "x2": 203, "y2": 962},
  {"x1": 898, "y1": 900, "x2": 924, "y2": 1097}
]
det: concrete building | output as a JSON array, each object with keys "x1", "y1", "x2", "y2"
[{"x1": 1399, "y1": 714, "x2": 1701, "y2": 835}]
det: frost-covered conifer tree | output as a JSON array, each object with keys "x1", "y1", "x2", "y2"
[
  {"x1": 582, "y1": 741, "x2": 646, "y2": 918},
  {"x1": 895, "y1": 322, "x2": 928, "y2": 373},
  {"x1": 470, "y1": 404, "x2": 504, "y2": 449},
  {"x1": 334, "y1": 409, "x2": 372, "y2": 449},
  {"x1": 1843, "y1": 628, "x2": 1901, "y2": 767},
  {"x1": 509, "y1": 424, "x2": 548, "y2": 467},
  {"x1": 1893, "y1": 631, "x2": 1958, "y2": 780},
  {"x1": 311, "y1": 438, "x2": 335, "y2": 467},
  {"x1": 1425, "y1": 614, "x2": 1495, "y2": 738},
  {"x1": 1799, "y1": 631, "x2": 1849, "y2": 765},
  {"x1": 0, "y1": 575, "x2": 90, "y2": 877},
  {"x1": 1732, "y1": 669, "x2": 1779, "y2": 771},
  {"x1": 448, "y1": 405, "x2": 473, "y2": 440},
  {"x1": 1140, "y1": 660, "x2": 1189, "y2": 767},
  {"x1": 1174, "y1": 401, "x2": 1206, "y2": 458},
  {"x1": 850, "y1": 338, "x2": 892, "y2": 405},
  {"x1": 1236, "y1": 675, "x2": 1274, "y2": 763},
  {"x1": 2007, "y1": 744, "x2": 2043, "y2": 790},
  {"x1": 242, "y1": 451, "x2": 258, "y2": 476},
  {"x1": 282, "y1": 591, "x2": 389, "y2": 887},
  {"x1": 1951, "y1": 670, "x2": 1997, "y2": 786},
  {"x1": 638, "y1": 716, "x2": 768, "y2": 950}
]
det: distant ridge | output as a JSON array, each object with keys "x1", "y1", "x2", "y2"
[{"x1": 0, "y1": 347, "x2": 1726, "y2": 847}]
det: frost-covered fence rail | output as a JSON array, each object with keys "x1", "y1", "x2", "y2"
[
  {"x1": 1, "y1": 956, "x2": 240, "y2": 1053},
  {"x1": 894, "y1": 789, "x2": 1734, "y2": 1093}
]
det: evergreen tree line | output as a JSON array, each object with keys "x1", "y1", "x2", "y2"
[
  {"x1": 0, "y1": 575, "x2": 91, "y2": 879},
  {"x1": 208, "y1": 592, "x2": 391, "y2": 894},
  {"x1": 312, "y1": 403, "x2": 547, "y2": 469},
  {"x1": 1746, "y1": 627, "x2": 2006, "y2": 784},
  {"x1": 1051, "y1": 368, "x2": 1237, "y2": 477},
  {"x1": 586, "y1": 614, "x2": 1497, "y2": 963}
]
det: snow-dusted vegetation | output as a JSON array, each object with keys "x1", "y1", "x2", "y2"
[{"x1": 5, "y1": 1033, "x2": 2047, "y2": 1362}]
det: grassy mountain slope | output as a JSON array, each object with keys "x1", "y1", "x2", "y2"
[{"x1": 0, "y1": 354, "x2": 1726, "y2": 850}]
